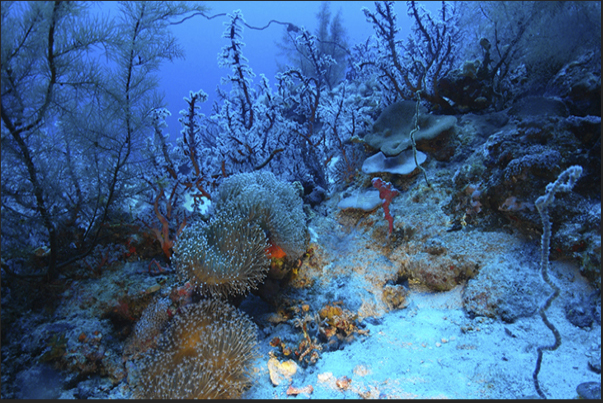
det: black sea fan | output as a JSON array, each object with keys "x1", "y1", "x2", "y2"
[
  {"x1": 172, "y1": 209, "x2": 270, "y2": 298},
  {"x1": 133, "y1": 299, "x2": 259, "y2": 399}
]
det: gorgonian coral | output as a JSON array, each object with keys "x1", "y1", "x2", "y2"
[
  {"x1": 133, "y1": 299, "x2": 259, "y2": 399},
  {"x1": 213, "y1": 171, "x2": 308, "y2": 261},
  {"x1": 172, "y1": 209, "x2": 270, "y2": 298}
]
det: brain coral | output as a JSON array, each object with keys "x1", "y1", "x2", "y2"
[
  {"x1": 213, "y1": 170, "x2": 308, "y2": 261},
  {"x1": 133, "y1": 299, "x2": 259, "y2": 399},
  {"x1": 172, "y1": 209, "x2": 270, "y2": 298}
]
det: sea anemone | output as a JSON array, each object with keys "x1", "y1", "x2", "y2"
[
  {"x1": 123, "y1": 296, "x2": 171, "y2": 358},
  {"x1": 133, "y1": 299, "x2": 259, "y2": 399},
  {"x1": 213, "y1": 171, "x2": 308, "y2": 261},
  {"x1": 172, "y1": 209, "x2": 270, "y2": 298}
]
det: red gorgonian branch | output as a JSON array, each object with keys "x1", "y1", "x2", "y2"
[{"x1": 372, "y1": 177, "x2": 400, "y2": 235}]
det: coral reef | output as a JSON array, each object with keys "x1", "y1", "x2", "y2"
[
  {"x1": 444, "y1": 110, "x2": 600, "y2": 291},
  {"x1": 267, "y1": 300, "x2": 369, "y2": 368},
  {"x1": 362, "y1": 150, "x2": 427, "y2": 175},
  {"x1": 337, "y1": 189, "x2": 382, "y2": 211},
  {"x1": 1, "y1": 2, "x2": 600, "y2": 400}
]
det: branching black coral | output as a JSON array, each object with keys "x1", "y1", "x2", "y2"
[
  {"x1": 360, "y1": 1, "x2": 460, "y2": 110},
  {"x1": 1, "y1": 1, "x2": 207, "y2": 280},
  {"x1": 218, "y1": 10, "x2": 255, "y2": 130},
  {"x1": 213, "y1": 11, "x2": 289, "y2": 178}
]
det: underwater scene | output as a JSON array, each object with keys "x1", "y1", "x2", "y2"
[{"x1": 1, "y1": 1, "x2": 601, "y2": 399}]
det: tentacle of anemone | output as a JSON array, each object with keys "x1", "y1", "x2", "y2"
[
  {"x1": 172, "y1": 209, "x2": 270, "y2": 298},
  {"x1": 134, "y1": 299, "x2": 259, "y2": 399}
]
